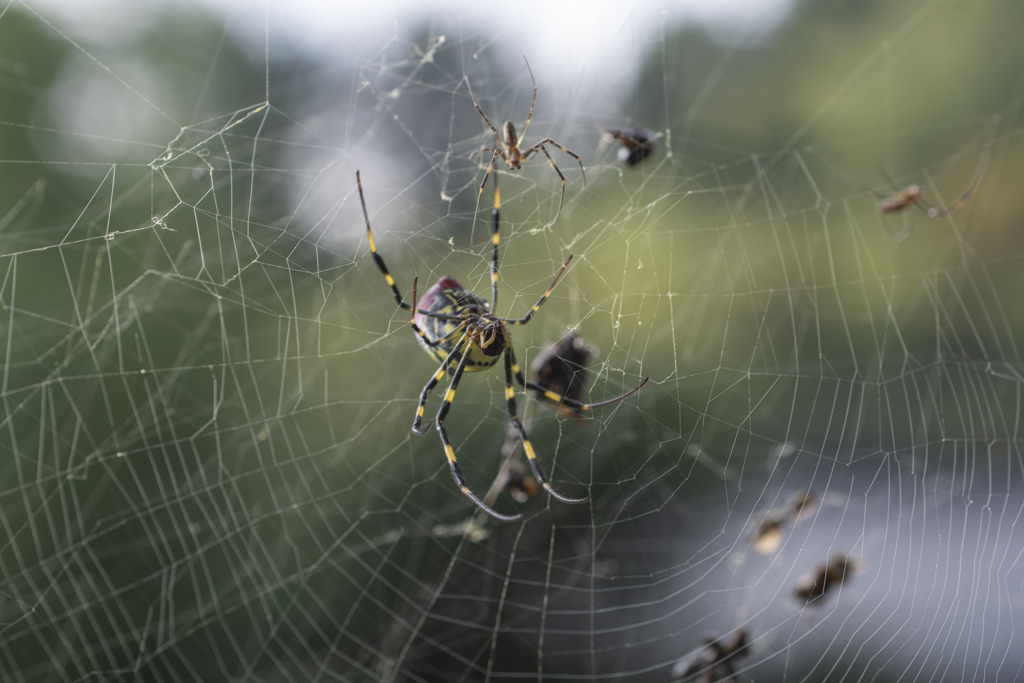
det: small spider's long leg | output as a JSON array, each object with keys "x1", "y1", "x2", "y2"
[
  {"x1": 499, "y1": 254, "x2": 572, "y2": 326},
  {"x1": 466, "y1": 77, "x2": 504, "y2": 145},
  {"x1": 504, "y1": 350, "x2": 589, "y2": 505},
  {"x1": 518, "y1": 56, "x2": 538, "y2": 143},
  {"x1": 928, "y1": 148, "x2": 990, "y2": 218},
  {"x1": 539, "y1": 145, "x2": 566, "y2": 226},
  {"x1": 884, "y1": 215, "x2": 917, "y2": 246},
  {"x1": 522, "y1": 139, "x2": 586, "y2": 226},
  {"x1": 814, "y1": 154, "x2": 887, "y2": 201},
  {"x1": 506, "y1": 346, "x2": 650, "y2": 411},
  {"x1": 470, "y1": 148, "x2": 507, "y2": 159},
  {"x1": 523, "y1": 139, "x2": 587, "y2": 189},
  {"x1": 877, "y1": 164, "x2": 902, "y2": 195},
  {"x1": 357, "y1": 171, "x2": 462, "y2": 321},
  {"x1": 435, "y1": 341, "x2": 523, "y2": 521},
  {"x1": 889, "y1": 212, "x2": 912, "y2": 244},
  {"x1": 470, "y1": 149, "x2": 500, "y2": 245},
  {"x1": 488, "y1": 170, "x2": 501, "y2": 309}
]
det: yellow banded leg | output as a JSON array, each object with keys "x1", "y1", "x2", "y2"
[
  {"x1": 412, "y1": 365, "x2": 447, "y2": 435},
  {"x1": 435, "y1": 345, "x2": 522, "y2": 521},
  {"x1": 503, "y1": 351, "x2": 589, "y2": 505},
  {"x1": 501, "y1": 254, "x2": 573, "y2": 325},
  {"x1": 357, "y1": 171, "x2": 409, "y2": 310},
  {"x1": 506, "y1": 346, "x2": 650, "y2": 412},
  {"x1": 356, "y1": 171, "x2": 461, "y2": 322},
  {"x1": 470, "y1": 149, "x2": 500, "y2": 245},
  {"x1": 411, "y1": 332, "x2": 470, "y2": 435}
]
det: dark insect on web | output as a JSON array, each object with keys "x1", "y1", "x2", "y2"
[
  {"x1": 671, "y1": 628, "x2": 749, "y2": 683},
  {"x1": 601, "y1": 126, "x2": 657, "y2": 167},
  {"x1": 467, "y1": 56, "x2": 586, "y2": 238},
  {"x1": 529, "y1": 331, "x2": 594, "y2": 423},
  {"x1": 485, "y1": 333, "x2": 594, "y2": 506},
  {"x1": 357, "y1": 170, "x2": 647, "y2": 521},
  {"x1": 793, "y1": 553, "x2": 861, "y2": 603}
]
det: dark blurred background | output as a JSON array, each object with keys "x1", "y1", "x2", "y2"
[{"x1": 1, "y1": 0, "x2": 1023, "y2": 680}]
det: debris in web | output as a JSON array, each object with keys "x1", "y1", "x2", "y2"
[{"x1": 671, "y1": 628, "x2": 749, "y2": 683}]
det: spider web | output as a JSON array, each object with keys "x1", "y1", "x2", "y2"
[{"x1": 1, "y1": 0, "x2": 1023, "y2": 681}]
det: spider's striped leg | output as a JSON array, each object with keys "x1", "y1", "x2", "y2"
[
  {"x1": 356, "y1": 171, "x2": 462, "y2": 321},
  {"x1": 537, "y1": 144, "x2": 566, "y2": 227},
  {"x1": 503, "y1": 350, "x2": 589, "y2": 505},
  {"x1": 435, "y1": 342, "x2": 523, "y2": 521},
  {"x1": 470, "y1": 149, "x2": 501, "y2": 245},
  {"x1": 499, "y1": 254, "x2": 572, "y2": 325},
  {"x1": 928, "y1": 147, "x2": 990, "y2": 218},
  {"x1": 532, "y1": 139, "x2": 586, "y2": 188},
  {"x1": 522, "y1": 138, "x2": 586, "y2": 226},
  {"x1": 890, "y1": 211, "x2": 912, "y2": 244},
  {"x1": 412, "y1": 362, "x2": 448, "y2": 435},
  {"x1": 506, "y1": 346, "x2": 650, "y2": 412},
  {"x1": 466, "y1": 76, "x2": 504, "y2": 142},
  {"x1": 518, "y1": 55, "x2": 538, "y2": 142},
  {"x1": 358, "y1": 170, "x2": 410, "y2": 310}
]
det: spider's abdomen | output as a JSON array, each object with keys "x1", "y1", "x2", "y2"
[{"x1": 415, "y1": 277, "x2": 501, "y2": 372}]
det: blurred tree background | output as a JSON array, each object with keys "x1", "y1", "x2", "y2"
[{"x1": 1, "y1": 0, "x2": 1022, "y2": 680}]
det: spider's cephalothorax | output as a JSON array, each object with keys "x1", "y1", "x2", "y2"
[
  {"x1": 357, "y1": 170, "x2": 648, "y2": 521},
  {"x1": 414, "y1": 277, "x2": 508, "y2": 370},
  {"x1": 501, "y1": 122, "x2": 523, "y2": 169}
]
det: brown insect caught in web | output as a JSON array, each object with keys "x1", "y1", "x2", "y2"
[
  {"x1": 671, "y1": 628, "x2": 749, "y2": 683},
  {"x1": 467, "y1": 56, "x2": 586, "y2": 237},
  {"x1": 864, "y1": 150, "x2": 989, "y2": 243}
]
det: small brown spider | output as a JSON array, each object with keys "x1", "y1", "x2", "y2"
[
  {"x1": 467, "y1": 56, "x2": 586, "y2": 237},
  {"x1": 870, "y1": 149, "x2": 989, "y2": 243}
]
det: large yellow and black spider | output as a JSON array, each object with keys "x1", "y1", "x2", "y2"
[{"x1": 357, "y1": 170, "x2": 647, "y2": 521}]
